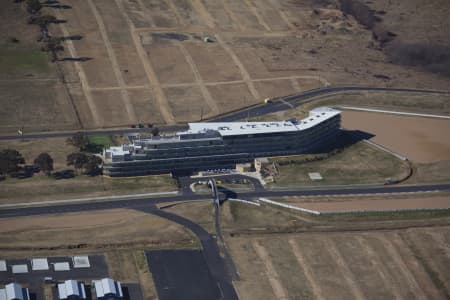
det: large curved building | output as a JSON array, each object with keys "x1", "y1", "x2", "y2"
[{"x1": 103, "y1": 107, "x2": 341, "y2": 176}]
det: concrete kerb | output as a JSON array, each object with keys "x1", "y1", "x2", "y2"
[
  {"x1": 228, "y1": 198, "x2": 261, "y2": 206},
  {"x1": 258, "y1": 197, "x2": 321, "y2": 215}
]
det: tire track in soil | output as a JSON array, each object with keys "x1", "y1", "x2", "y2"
[
  {"x1": 252, "y1": 240, "x2": 289, "y2": 300},
  {"x1": 323, "y1": 239, "x2": 366, "y2": 300},
  {"x1": 87, "y1": 0, "x2": 138, "y2": 123},
  {"x1": 288, "y1": 238, "x2": 326, "y2": 300}
]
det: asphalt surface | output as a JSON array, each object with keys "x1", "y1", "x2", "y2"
[
  {"x1": 146, "y1": 250, "x2": 222, "y2": 300},
  {"x1": 209, "y1": 86, "x2": 450, "y2": 122},
  {"x1": 137, "y1": 205, "x2": 239, "y2": 300},
  {"x1": 1, "y1": 86, "x2": 448, "y2": 141},
  {"x1": 1, "y1": 183, "x2": 450, "y2": 219}
]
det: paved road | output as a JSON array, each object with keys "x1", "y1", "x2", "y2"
[
  {"x1": 0, "y1": 124, "x2": 188, "y2": 141},
  {"x1": 208, "y1": 86, "x2": 450, "y2": 122},
  {"x1": 1, "y1": 183, "x2": 450, "y2": 219},
  {"x1": 1, "y1": 86, "x2": 448, "y2": 141}
]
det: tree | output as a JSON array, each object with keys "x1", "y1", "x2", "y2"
[
  {"x1": 66, "y1": 152, "x2": 88, "y2": 174},
  {"x1": 84, "y1": 155, "x2": 103, "y2": 175},
  {"x1": 67, "y1": 132, "x2": 89, "y2": 151},
  {"x1": 26, "y1": 0, "x2": 42, "y2": 13},
  {"x1": 41, "y1": 37, "x2": 64, "y2": 62},
  {"x1": 66, "y1": 152, "x2": 102, "y2": 175},
  {"x1": 0, "y1": 149, "x2": 25, "y2": 175},
  {"x1": 34, "y1": 152, "x2": 53, "y2": 175},
  {"x1": 151, "y1": 127, "x2": 160, "y2": 136}
]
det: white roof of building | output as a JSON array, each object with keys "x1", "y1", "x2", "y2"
[
  {"x1": 0, "y1": 283, "x2": 29, "y2": 300},
  {"x1": 72, "y1": 256, "x2": 90, "y2": 268},
  {"x1": 93, "y1": 278, "x2": 123, "y2": 298},
  {"x1": 58, "y1": 280, "x2": 86, "y2": 300},
  {"x1": 0, "y1": 261, "x2": 6, "y2": 272},
  {"x1": 53, "y1": 262, "x2": 70, "y2": 271},
  {"x1": 11, "y1": 265, "x2": 28, "y2": 274},
  {"x1": 105, "y1": 146, "x2": 129, "y2": 156},
  {"x1": 308, "y1": 172, "x2": 323, "y2": 180},
  {"x1": 31, "y1": 258, "x2": 49, "y2": 271},
  {"x1": 186, "y1": 107, "x2": 340, "y2": 136}
]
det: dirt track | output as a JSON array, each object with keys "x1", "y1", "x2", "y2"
[
  {"x1": 342, "y1": 111, "x2": 450, "y2": 163},
  {"x1": 291, "y1": 195, "x2": 450, "y2": 212}
]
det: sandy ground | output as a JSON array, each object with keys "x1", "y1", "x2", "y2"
[
  {"x1": 342, "y1": 111, "x2": 450, "y2": 163},
  {"x1": 288, "y1": 195, "x2": 450, "y2": 212}
]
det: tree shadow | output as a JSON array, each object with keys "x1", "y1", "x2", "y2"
[
  {"x1": 41, "y1": 0, "x2": 72, "y2": 9},
  {"x1": 62, "y1": 35, "x2": 83, "y2": 41},
  {"x1": 60, "y1": 57, "x2": 93, "y2": 62},
  {"x1": 52, "y1": 19, "x2": 67, "y2": 24}
]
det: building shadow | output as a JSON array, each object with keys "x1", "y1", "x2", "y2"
[
  {"x1": 217, "y1": 186, "x2": 237, "y2": 202},
  {"x1": 314, "y1": 129, "x2": 375, "y2": 154}
]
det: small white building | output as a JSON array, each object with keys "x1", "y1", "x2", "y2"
[
  {"x1": 72, "y1": 256, "x2": 90, "y2": 268},
  {"x1": 0, "y1": 283, "x2": 30, "y2": 300},
  {"x1": 53, "y1": 262, "x2": 70, "y2": 272},
  {"x1": 31, "y1": 258, "x2": 49, "y2": 271},
  {"x1": 0, "y1": 260, "x2": 6, "y2": 272},
  {"x1": 93, "y1": 278, "x2": 123, "y2": 299},
  {"x1": 11, "y1": 265, "x2": 28, "y2": 274},
  {"x1": 58, "y1": 280, "x2": 86, "y2": 300}
]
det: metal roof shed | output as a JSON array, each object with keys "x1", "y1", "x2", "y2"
[
  {"x1": 0, "y1": 261, "x2": 6, "y2": 272},
  {"x1": 72, "y1": 256, "x2": 90, "y2": 268},
  {"x1": 31, "y1": 258, "x2": 49, "y2": 271},
  {"x1": 93, "y1": 278, "x2": 123, "y2": 299},
  {"x1": 53, "y1": 262, "x2": 70, "y2": 272},
  {"x1": 58, "y1": 280, "x2": 86, "y2": 300},
  {"x1": 0, "y1": 283, "x2": 30, "y2": 300},
  {"x1": 11, "y1": 265, "x2": 28, "y2": 274}
]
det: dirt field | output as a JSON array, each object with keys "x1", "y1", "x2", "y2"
[
  {"x1": 342, "y1": 111, "x2": 450, "y2": 163},
  {"x1": 0, "y1": 209, "x2": 194, "y2": 254},
  {"x1": 286, "y1": 195, "x2": 450, "y2": 212},
  {"x1": 0, "y1": 174, "x2": 177, "y2": 204},
  {"x1": 2, "y1": 0, "x2": 449, "y2": 132},
  {"x1": 228, "y1": 226, "x2": 450, "y2": 300}
]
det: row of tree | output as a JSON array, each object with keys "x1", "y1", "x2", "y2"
[
  {"x1": 0, "y1": 149, "x2": 52, "y2": 176},
  {"x1": 17, "y1": 0, "x2": 65, "y2": 62},
  {"x1": 1, "y1": 132, "x2": 110, "y2": 179}
]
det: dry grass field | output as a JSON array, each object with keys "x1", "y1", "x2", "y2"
[
  {"x1": 269, "y1": 141, "x2": 410, "y2": 186},
  {"x1": 0, "y1": 209, "x2": 195, "y2": 256},
  {"x1": 2, "y1": 0, "x2": 449, "y2": 133},
  {"x1": 281, "y1": 193, "x2": 450, "y2": 212},
  {"x1": 228, "y1": 226, "x2": 450, "y2": 300},
  {"x1": 219, "y1": 201, "x2": 450, "y2": 300}
]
